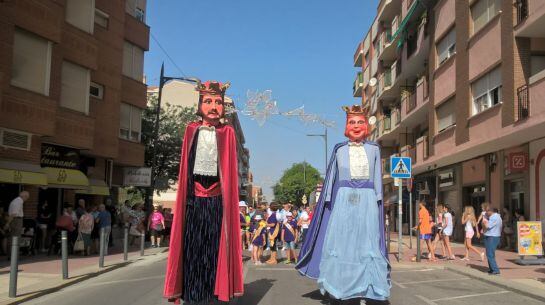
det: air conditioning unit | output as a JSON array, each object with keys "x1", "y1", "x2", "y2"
[{"x1": 0, "y1": 129, "x2": 31, "y2": 151}]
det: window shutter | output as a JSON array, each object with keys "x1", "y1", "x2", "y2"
[
  {"x1": 11, "y1": 30, "x2": 51, "y2": 95},
  {"x1": 60, "y1": 61, "x2": 90, "y2": 114}
]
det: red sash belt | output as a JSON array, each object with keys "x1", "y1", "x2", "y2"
[{"x1": 194, "y1": 181, "x2": 222, "y2": 197}]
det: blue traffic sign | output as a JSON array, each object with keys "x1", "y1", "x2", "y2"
[{"x1": 390, "y1": 157, "x2": 412, "y2": 179}]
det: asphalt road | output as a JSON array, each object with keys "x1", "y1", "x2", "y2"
[{"x1": 23, "y1": 252, "x2": 545, "y2": 305}]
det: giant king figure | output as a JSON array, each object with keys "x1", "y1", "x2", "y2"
[{"x1": 164, "y1": 81, "x2": 243, "y2": 304}]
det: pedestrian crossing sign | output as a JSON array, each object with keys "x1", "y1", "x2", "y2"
[{"x1": 390, "y1": 157, "x2": 411, "y2": 179}]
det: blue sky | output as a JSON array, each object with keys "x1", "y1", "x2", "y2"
[{"x1": 144, "y1": 0, "x2": 379, "y2": 200}]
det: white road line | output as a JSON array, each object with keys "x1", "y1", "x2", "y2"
[
  {"x1": 415, "y1": 295, "x2": 438, "y2": 305},
  {"x1": 391, "y1": 268, "x2": 438, "y2": 273},
  {"x1": 255, "y1": 267, "x2": 297, "y2": 271},
  {"x1": 81, "y1": 275, "x2": 165, "y2": 287},
  {"x1": 397, "y1": 277, "x2": 469, "y2": 285},
  {"x1": 431, "y1": 290, "x2": 510, "y2": 302},
  {"x1": 391, "y1": 280, "x2": 407, "y2": 289}
]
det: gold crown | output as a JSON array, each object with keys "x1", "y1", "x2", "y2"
[
  {"x1": 195, "y1": 80, "x2": 230, "y2": 96},
  {"x1": 342, "y1": 104, "x2": 368, "y2": 115}
]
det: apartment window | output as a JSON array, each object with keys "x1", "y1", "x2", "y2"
[
  {"x1": 61, "y1": 61, "x2": 91, "y2": 114},
  {"x1": 472, "y1": 67, "x2": 502, "y2": 115},
  {"x1": 123, "y1": 41, "x2": 144, "y2": 82},
  {"x1": 120, "y1": 103, "x2": 142, "y2": 142},
  {"x1": 94, "y1": 9, "x2": 109, "y2": 28},
  {"x1": 436, "y1": 98, "x2": 456, "y2": 133},
  {"x1": 90, "y1": 82, "x2": 104, "y2": 99},
  {"x1": 471, "y1": 0, "x2": 501, "y2": 34},
  {"x1": 12, "y1": 29, "x2": 52, "y2": 96},
  {"x1": 437, "y1": 28, "x2": 456, "y2": 65},
  {"x1": 126, "y1": 0, "x2": 146, "y2": 22},
  {"x1": 65, "y1": 0, "x2": 95, "y2": 34}
]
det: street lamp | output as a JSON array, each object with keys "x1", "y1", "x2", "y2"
[
  {"x1": 307, "y1": 128, "x2": 328, "y2": 174},
  {"x1": 149, "y1": 63, "x2": 197, "y2": 211}
]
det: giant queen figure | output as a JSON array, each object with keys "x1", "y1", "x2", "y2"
[
  {"x1": 164, "y1": 81, "x2": 243, "y2": 304},
  {"x1": 296, "y1": 105, "x2": 390, "y2": 303}
]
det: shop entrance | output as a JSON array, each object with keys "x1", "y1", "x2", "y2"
[
  {"x1": 0, "y1": 183, "x2": 20, "y2": 212},
  {"x1": 505, "y1": 179, "x2": 525, "y2": 217},
  {"x1": 463, "y1": 185, "x2": 486, "y2": 216},
  {"x1": 39, "y1": 188, "x2": 63, "y2": 218}
]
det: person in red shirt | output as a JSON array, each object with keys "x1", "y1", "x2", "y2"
[{"x1": 56, "y1": 205, "x2": 75, "y2": 232}]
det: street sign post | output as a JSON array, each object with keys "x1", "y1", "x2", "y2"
[{"x1": 391, "y1": 157, "x2": 412, "y2": 261}]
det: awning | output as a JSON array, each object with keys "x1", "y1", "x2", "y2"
[
  {"x1": 0, "y1": 160, "x2": 47, "y2": 186},
  {"x1": 75, "y1": 179, "x2": 110, "y2": 196},
  {"x1": 43, "y1": 167, "x2": 89, "y2": 188}
]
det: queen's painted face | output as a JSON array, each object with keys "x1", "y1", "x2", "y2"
[{"x1": 344, "y1": 114, "x2": 368, "y2": 142}]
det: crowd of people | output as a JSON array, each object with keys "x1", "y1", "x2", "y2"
[
  {"x1": 0, "y1": 192, "x2": 174, "y2": 258},
  {"x1": 238, "y1": 201, "x2": 313, "y2": 265},
  {"x1": 414, "y1": 201, "x2": 511, "y2": 275}
]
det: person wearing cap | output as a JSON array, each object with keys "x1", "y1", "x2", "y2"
[
  {"x1": 282, "y1": 212, "x2": 298, "y2": 264},
  {"x1": 239, "y1": 201, "x2": 250, "y2": 250},
  {"x1": 250, "y1": 214, "x2": 267, "y2": 265}
]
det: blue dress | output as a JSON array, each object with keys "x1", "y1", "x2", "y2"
[{"x1": 296, "y1": 142, "x2": 391, "y2": 301}]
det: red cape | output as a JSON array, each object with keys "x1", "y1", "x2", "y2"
[{"x1": 164, "y1": 122, "x2": 243, "y2": 302}]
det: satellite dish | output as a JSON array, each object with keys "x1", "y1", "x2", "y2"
[
  {"x1": 369, "y1": 116, "x2": 377, "y2": 125},
  {"x1": 369, "y1": 77, "x2": 378, "y2": 87}
]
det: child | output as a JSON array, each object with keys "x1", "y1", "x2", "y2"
[
  {"x1": 250, "y1": 215, "x2": 266, "y2": 265},
  {"x1": 282, "y1": 212, "x2": 298, "y2": 264}
]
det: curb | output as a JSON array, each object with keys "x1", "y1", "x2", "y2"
[
  {"x1": 1, "y1": 248, "x2": 167, "y2": 305},
  {"x1": 443, "y1": 264, "x2": 545, "y2": 302}
]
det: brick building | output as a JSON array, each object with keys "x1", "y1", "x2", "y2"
[
  {"x1": 354, "y1": 0, "x2": 545, "y2": 240},
  {"x1": 0, "y1": 0, "x2": 149, "y2": 218}
]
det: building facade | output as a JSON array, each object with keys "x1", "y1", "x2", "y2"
[
  {"x1": 354, "y1": 0, "x2": 545, "y2": 240},
  {"x1": 147, "y1": 81, "x2": 252, "y2": 207},
  {"x1": 0, "y1": 0, "x2": 149, "y2": 217}
]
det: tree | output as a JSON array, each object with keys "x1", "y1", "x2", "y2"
[
  {"x1": 273, "y1": 162, "x2": 323, "y2": 206},
  {"x1": 141, "y1": 94, "x2": 198, "y2": 194}
]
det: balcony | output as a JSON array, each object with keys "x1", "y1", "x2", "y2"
[
  {"x1": 400, "y1": 76, "x2": 429, "y2": 127},
  {"x1": 382, "y1": 157, "x2": 391, "y2": 179},
  {"x1": 378, "y1": 28, "x2": 396, "y2": 61},
  {"x1": 354, "y1": 42, "x2": 363, "y2": 67},
  {"x1": 378, "y1": 0, "x2": 402, "y2": 23},
  {"x1": 377, "y1": 106, "x2": 401, "y2": 141},
  {"x1": 415, "y1": 135, "x2": 429, "y2": 165},
  {"x1": 515, "y1": 0, "x2": 545, "y2": 37},
  {"x1": 378, "y1": 68, "x2": 392, "y2": 97},
  {"x1": 516, "y1": 84, "x2": 529, "y2": 121},
  {"x1": 353, "y1": 72, "x2": 364, "y2": 97}
]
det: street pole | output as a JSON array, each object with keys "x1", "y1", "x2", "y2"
[
  {"x1": 150, "y1": 64, "x2": 197, "y2": 212},
  {"x1": 409, "y1": 188, "x2": 413, "y2": 249},
  {"x1": 61, "y1": 231, "x2": 68, "y2": 279},
  {"x1": 123, "y1": 224, "x2": 129, "y2": 261},
  {"x1": 398, "y1": 179, "x2": 403, "y2": 262},
  {"x1": 9, "y1": 236, "x2": 19, "y2": 298},
  {"x1": 307, "y1": 128, "x2": 328, "y2": 174},
  {"x1": 140, "y1": 232, "x2": 145, "y2": 256},
  {"x1": 417, "y1": 202, "x2": 421, "y2": 262},
  {"x1": 99, "y1": 227, "x2": 105, "y2": 268}
]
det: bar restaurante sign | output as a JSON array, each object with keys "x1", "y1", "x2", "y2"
[{"x1": 40, "y1": 144, "x2": 80, "y2": 169}]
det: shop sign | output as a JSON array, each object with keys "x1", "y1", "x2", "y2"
[
  {"x1": 508, "y1": 152, "x2": 528, "y2": 172},
  {"x1": 517, "y1": 221, "x2": 543, "y2": 256},
  {"x1": 438, "y1": 170, "x2": 455, "y2": 188},
  {"x1": 41, "y1": 144, "x2": 80, "y2": 169},
  {"x1": 123, "y1": 167, "x2": 151, "y2": 187}
]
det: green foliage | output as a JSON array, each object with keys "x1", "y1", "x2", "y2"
[
  {"x1": 273, "y1": 162, "x2": 323, "y2": 206},
  {"x1": 141, "y1": 94, "x2": 198, "y2": 194}
]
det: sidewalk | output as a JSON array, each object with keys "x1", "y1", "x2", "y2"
[
  {"x1": 0, "y1": 232, "x2": 165, "y2": 305},
  {"x1": 387, "y1": 233, "x2": 545, "y2": 298}
]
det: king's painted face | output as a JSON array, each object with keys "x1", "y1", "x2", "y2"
[
  {"x1": 344, "y1": 114, "x2": 368, "y2": 142},
  {"x1": 199, "y1": 93, "x2": 224, "y2": 125}
]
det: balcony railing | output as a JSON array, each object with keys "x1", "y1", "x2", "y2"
[
  {"x1": 382, "y1": 158, "x2": 391, "y2": 176},
  {"x1": 353, "y1": 72, "x2": 364, "y2": 97},
  {"x1": 391, "y1": 106, "x2": 401, "y2": 126},
  {"x1": 517, "y1": 84, "x2": 529, "y2": 121},
  {"x1": 401, "y1": 86, "x2": 416, "y2": 114},
  {"x1": 379, "y1": 29, "x2": 393, "y2": 55},
  {"x1": 392, "y1": 15, "x2": 399, "y2": 35},
  {"x1": 516, "y1": 0, "x2": 529, "y2": 25}
]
